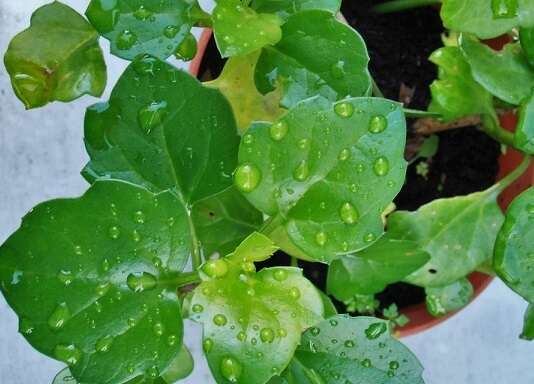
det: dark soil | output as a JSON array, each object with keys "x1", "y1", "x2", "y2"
[{"x1": 197, "y1": 1, "x2": 501, "y2": 314}]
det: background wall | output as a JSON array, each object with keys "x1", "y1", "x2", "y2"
[{"x1": 0, "y1": 1, "x2": 533, "y2": 383}]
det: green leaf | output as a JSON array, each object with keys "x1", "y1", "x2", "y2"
[
  {"x1": 441, "y1": 0, "x2": 534, "y2": 39},
  {"x1": 86, "y1": 0, "x2": 196, "y2": 60},
  {"x1": 521, "y1": 304, "x2": 534, "y2": 340},
  {"x1": 520, "y1": 27, "x2": 534, "y2": 66},
  {"x1": 425, "y1": 278, "x2": 474, "y2": 317},
  {"x1": 4, "y1": 2, "x2": 106, "y2": 109},
  {"x1": 212, "y1": 0, "x2": 282, "y2": 58},
  {"x1": 255, "y1": 10, "x2": 371, "y2": 109},
  {"x1": 207, "y1": 51, "x2": 285, "y2": 133},
  {"x1": 327, "y1": 236, "x2": 430, "y2": 300},
  {"x1": 0, "y1": 181, "x2": 190, "y2": 384},
  {"x1": 83, "y1": 55, "x2": 258, "y2": 259},
  {"x1": 418, "y1": 135, "x2": 440, "y2": 159},
  {"x1": 460, "y1": 36, "x2": 534, "y2": 105},
  {"x1": 392, "y1": 186, "x2": 505, "y2": 287},
  {"x1": 272, "y1": 315, "x2": 424, "y2": 384},
  {"x1": 318, "y1": 290, "x2": 338, "y2": 318},
  {"x1": 428, "y1": 46, "x2": 493, "y2": 121},
  {"x1": 251, "y1": 0, "x2": 341, "y2": 20},
  {"x1": 189, "y1": 234, "x2": 324, "y2": 384},
  {"x1": 495, "y1": 186, "x2": 534, "y2": 302},
  {"x1": 236, "y1": 96, "x2": 407, "y2": 262},
  {"x1": 515, "y1": 90, "x2": 534, "y2": 154}
]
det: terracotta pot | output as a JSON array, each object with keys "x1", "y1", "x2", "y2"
[{"x1": 189, "y1": 29, "x2": 534, "y2": 337}]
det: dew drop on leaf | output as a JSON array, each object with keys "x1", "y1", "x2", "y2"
[
  {"x1": 310, "y1": 327, "x2": 321, "y2": 336},
  {"x1": 108, "y1": 226, "x2": 120, "y2": 239},
  {"x1": 329, "y1": 319, "x2": 338, "y2": 327},
  {"x1": 364, "y1": 233, "x2": 376, "y2": 243},
  {"x1": 338, "y1": 148, "x2": 350, "y2": 161},
  {"x1": 203, "y1": 259, "x2": 229, "y2": 278},
  {"x1": 167, "y1": 334, "x2": 177, "y2": 346},
  {"x1": 270, "y1": 120, "x2": 289, "y2": 141},
  {"x1": 48, "y1": 302, "x2": 72, "y2": 331},
  {"x1": 213, "y1": 314, "x2": 228, "y2": 327},
  {"x1": 293, "y1": 160, "x2": 310, "y2": 181},
  {"x1": 344, "y1": 340, "x2": 355, "y2": 348},
  {"x1": 174, "y1": 33, "x2": 198, "y2": 61},
  {"x1": 334, "y1": 102, "x2": 354, "y2": 118},
  {"x1": 138, "y1": 101, "x2": 168, "y2": 134},
  {"x1": 54, "y1": 344, "x2": 81, "y2": 366},
  {"x1": 339, "y1": 202, "x2": 359, "y2": 225},
  {"x1": 315, "y1": 231, "x2": 327, "y2": 247},
  {"x1": 365, "y1": 322, "x2": 388, "y2": 340},
  {"x1": 289, "y1": 287, "x2": 301, "y2": 300},
  {"x1": 491, "y1": 0, "x2": 518, "y2": 18},
  {"x1": 373, "y1": 157, "x2": 390, "y2": 176},
  {"x1": 133, "y1": 5, "x2": 153, "y2": 20},
  {"x1": 330, "y1": 61, "x2": 345, "y2": 79},
  {"x1": 369, "y1": 115, "x2": 388, "y2": 134},
  {"x1": 236, "y1": 331, "x2": 247, "y2": 342},
  {"x1": 389, "y1": 360, "x2": 400, "y2": 370},
  {"x1": 95, "y1": 282, "x2": 111, "y2": 296},
  {"x1": 273, "y1": 269, "x2": 288, "y2": 282},
  {"x1": 298, "y1": 138, "x2": 310, "y2": 149},
  {"x1": 203, "y1": 338, "x2": 214, "y2": 353},
  {"x1": 116, "y1": 30, "x2": 138, "y2": 50},
  {"x1": 19, "y1": 317, "x2": 34, "y2": 335},
  {"x1": 163, "y1": 25, "x2": 180, "y2": 38},
  {"x1": 95, "y1": 335, "x2": 114, "y2": 353},
  {"x1": 133, "y1": 54, "x2": 158, "y2": 76},
  {"x1": 153, "y1": 322, "x2": 165, "y2": 336},
  {"x1": 146, "y1": 366, "x2": 159, "y2": 379},
  {"x1": 126, "y1": 272, "x2": 157, "y2": 293},
  {"x1": 234, "y1": 164, "x2": 262, "y2": 193},
  {"x1": 260, "y1": 328, "x2": 275, "y2": 343},
  {"x1": 278, "y1": 328, "x2": 287, "y2": 337},
  {"x1": 192, "y1": 304, "x2": 204, "y2": 313},
  {"x1": 57, "y1": 270, "x2": 74, "y2": 286},
  {"x1": 220, "y1": 356, "x2": 243, "y2": 383},
  {"x1": 361, "y1": 358, "x2": 372, "y2": 368}
]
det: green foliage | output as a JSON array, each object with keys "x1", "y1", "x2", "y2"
[
  {"x1": 428, "y1": 46, "x2": 493, "y2": 121},
  {"x1": 189, "y1": 233, "x2": 324, "y2": 384},
  {"x1": 0, "y1": 181, "x2": 188, "y2": 384},
  {"x1": 252, "y1": 0, "x2": 341, "y2": 19},
  {"x1": 460, "y1": 36, "x2": 534, "y2": 105},
  {"x1": 212, "y1": 0, "x2": 283, "y2": 57},
  {"x1": 441, "y1": 0, "x2": 534, "y2": 39},
  {"x1": 271, "y1": 316, "x2": 425, "y2": 383},
  {"x1": 255, "y1": 10, "x2": 371, "y2": 109},
  {"x1": 4, "y1": 2, "x2": 106, "y2": 109},
  {"x1": 520, "y1": 27, "x2": 534, "y2": 66},
  {"x1": 236, "y1": 97, "x2": 407, "y2": 262},
  {"x1": 515, "y1": 91, "x2": 534, "y2": 154},
  {"x1": 327, "y1": 236, "x2": 430, "y2": 300},
  {"x1": 521, "y1": 304, "x2": 534, "y2": 340},
  {"x1": 425, "y1": 278, "x2": 474, "y2": 317},
  {"x1": 382, "y1": 304, "x2": 410, "y2": 328},
  {"x1": 86, "y1": 0, "x2": 197, "y2": 60}
]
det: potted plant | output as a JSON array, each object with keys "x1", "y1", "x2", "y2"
[{"x1": 1, "y1": 1, "x2": 534, "y2": 384}]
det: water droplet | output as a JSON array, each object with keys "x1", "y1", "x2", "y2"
[
  {"x1": 174, "y1": 33, "x2": 198, "y2": 61},
  {"x1": 364, "y1": 233, "x2": 376, "y2": 243},
  {"x1": 203, "y1": 259, "x2": 229, "y2": 278},
  {"x1": 117, "y1": 30, "x2": 137, "y2": 50},
  {"x1": 237, "y1": 331, "x2": 247, "y2": 342},
  {"x1": 338, "y1": 148, "x2": 350, "y2": 161},
  {"x1": 234, "y1": 164, "x2": 262, "y2": 193},
  {"x1": 330, "y1": 60, "x2": 345, "y2": 79},
  {"x1": 101, "y1": 258, "x2": 110, "y2": 272},
  {"x1": 126, "y1": 272, "x2": 157, "y2": 293},
  {"x1": 96, "y1": 335, "x2": 114, "y2": 353},
  {"x1": 164, "y1": 25, "x2": 180, "y2": 38},
  {"x1": 310, "y1": 327, "x2": 321, "y2": 336},
  {"x1": 315, "y1": 231, "x2": 327, "y2": 247},
  {"x1": 492, "y1": 0, "x2": 518, "y2": 18},
  {"x1": 270, "y1": 121, "x2": 289, "y2": 141},
  {"x1": 138, "y1": 101, "x2": 168, "y2": 134},
  {"x1": 203, "y1": 338, "x2": 214, "y2": 353},
  {"x1": 389, "y1": 360, "x2": 400, "y2": 370},
  {"x1": 260, "y1": 328, "x2": 275, "y2": 343},
  {"x1": 213, "y1": 314, "x2": 228, "y2": 327},
  {"x1": 340, "y1": 202, "x2": 359, "y2": 225},
  {"x1": 298, "y1": 138, "x2": 310, "y2": 149},
  {"x1": 220, "y1": 356, "x2": 242, "y2": 383},
  {"x1": 57, "y1": 270, "x2": 74, "y2": 286},
  {"x1": 127, "y1": 317, "x2": 137, "y2": 327},
  {"x1": 95, "y1": 282, "x2": 111, "y2": 296},
  {"x1": 108, "y1": 226, "x2": 120, "y2": 239},
  {"x1": 146, "y1": 366, "x2": 159, "y2": 378},
  {"x1": 361, "y1": 358, "x2": 372, "y2": 368},
  {"x1": 241, "y1": 261, "x2": 255, "y2": 273},
  {"x1": 273, "y1": 270, "x2": 288, "y2": 282},
  {"x1": 153, "y1": 322, "x2": 165, "y2": 336},
  {"x1": 19, "y1": 317, "x2": 34, "y2": 335},
  {"x1": 289, "y1": 287, "x2": 301, "y2": 300},
  {"x1": 334, "y1": 102, "x2": 354, "y2": 118},
  {"x1": 74, "y1": 245, "x2": 83, "y2": 255},
  {"x1": 133, "y1": 210, "x2": 145, "y2": 224},
  {"x1": 373, "y1": 157, "x2": 390, "y2": 176},
  {"x1": 133, "y1": 54, "x2": 158, "y2": 76},
  {"x1": 48, "y1": 302, "x2": 72, "y2": 331},
  {"x1": 54, "y1": 344, "x2": 81, "y2": 366},
  {"x1": 330, "y1": 319, "x2": 338, "y2": 327},
  {"x1": 133, "y1": 5, "x2": 153, "y2": 20},
  {"x1": 369, "y1": 115, "x2": 388, "y2": 134},
  {"x1": 246, "y1": 287, "x2": 255, "y2": 296},
  {"x1": 344, "y1": 340, "x2": 355, "y2": 348},
  {"x1": 293, "y1": 160, "x2": 309, "y2": 181},
  {"x1": 365, "y1": 322, "x2": 388, "y2": 339},
  {"x1": 192, "y1": 304, "x2": 204, "y2": 313},
  {"x1": 167, "y1": 334, "x2": 177, "y2": 346}
]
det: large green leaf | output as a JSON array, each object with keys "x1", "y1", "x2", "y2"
[
  {"x1": 86, "y1": 0, "x2": 196, "y2": 60},
  {"x1": 271, "y1": 316, "x2": 424, "y2": 384},
  {"x1": 4, "y1": 2, "x2": 106, "y2": 109},
  {"x1": 327, "y1": 236, "x2": 430, "y2": 300},
  {"x1": 441, "y1": 0, "x2": 534, "y2": 39},
  {"x1": 251, "y1": 0, "x2": 341, "y2": 20},
  {"x1": 425, "y1": 278, "x2": 474, "y2": 317},
  {"x1": 495, "y1": 186, "x2": 534, "y2": 302},
  {"x1": 0, "y1": 181, "x2": 189, "y2": 384},
  {"x1": 255, "y1": 10, "x2": 371, "y2": 109},
  {"x1": 520, "y1": 27, "x2": 534, "y2": 66},
  {"x1": 235, "y1": 97, "x2": 407, "y2": 262},
  {"x1": 207, "y1": 51, "x2": 284, "y2": 133},
  {"x1": 460, "y1": 36, "x2": 534, "y2": 105},
  {"x1": 521, "y1": 304, "x2": 534, "y2": 340},
  {"x1": 212, "y1": 0, "x2": 282, "y2": 58},
  {"x1": 83, "y1": 55, "x2": 260, "y2": 259},
  {"x1": 515, "y1": 91, "x2": 534, "y2": 154},
  {"x1": 391, "y1": 186, "x2": 505, "y2": 287},
  {"x1": 428, "y1": 46, "x2": 493, "y2": 121},
  {"x1": 189, "y1": 233, "x2": 324, "y2": 384}
]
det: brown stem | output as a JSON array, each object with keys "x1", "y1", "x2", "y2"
[{"x1": 414, "y1": 115, "x2": 482, "y2": 135}]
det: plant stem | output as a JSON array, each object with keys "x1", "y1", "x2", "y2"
[
  {"x1": 371, "y1": 78, "x2": 385, "y2": 98},
  {"x1": 494, "y1": 155, "x2": 532, "y2": 193},
  {"x1": 372, "y1": 0, "x2": 441, "y2": 14},
  {"x1": 173, "y1": 271, "x2": 201, "y2": 288},
  {"x1": 291, "y1": 257, "x2": 299, "y2": 267},
  {"x1": 404, "y1": 108, "x2": 442, "y2": 119},
  {"x1": 481, "y1": 111, "x2": 515, "y2": 148}
]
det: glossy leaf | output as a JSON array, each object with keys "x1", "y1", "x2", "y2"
[
  {"x1": 4, "y1": 2, "x2": 106, "y2": 109},
  {"x1": 428, "y1": 46, "x2": 493, "y2": 121},
  {"x1": 272, "y1": 316, "x2": 424, "y2": 384},
  {"x1": 425, "y1": 278, "x2": 474, "y2": 317},
  {"x1": 327, "y1": 236, "x2": 430, "y2": 300},
  {"x1": 207, "y1": 51, "x2": 284, "y2": 133},
  {"x1": 255, "y1": 10, "x2": 371, "y2": 109},
  {"x1": 83, "y1": 55, "x2": 258, "y2": 259},
  {"x1": 212, "y1": 0, "x2": 282, "y2": 57},
  {"x1": 495, "y1": 186, "x2": 534, "y2": 302},
  {"x1": 392, "y1": 186, "x2": 505, "y2": 287},
  {"x1": 521, "y1": 304, "x2": 534, "y2": 340},
  {"x1": 251, "y1": 0, "x2": 341, "y2": 20},
  {"x1": 189, "y1": 234, "x2": 324, "y2": 384},
  {"x1": 441, "y1": 0, "x2": 534, "y2": 39},
  {"x1": 86, "y1": 0, "x2": 196, "y2": 60},
  {"x1": 236, "y1": 96, "x2": 407, "y2": 262},
  {"x1": 520, "y1": 27, "x2": 534, "y2": 66},
  {"x1": 514, "y1": 90, "x2": 534, "y2": 154},
  {"x1": 0, "y1": 181, "x2": 189, "y2": 384},
  {"x1": 460, "y1": 37, "x2": 534, "y2": 105}
]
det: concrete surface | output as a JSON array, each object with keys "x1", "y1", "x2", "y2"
[{"x1": 0, "y1": 1, "x2": 533, "y2": 383}]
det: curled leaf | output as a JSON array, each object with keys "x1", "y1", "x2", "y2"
[{"x1": 425, "y1": 278, "x2": 474, "y2": 317}]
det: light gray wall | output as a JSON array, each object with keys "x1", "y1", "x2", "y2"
[{"x1": 0, "y1": 1, "x2": 533, "y2": 383}]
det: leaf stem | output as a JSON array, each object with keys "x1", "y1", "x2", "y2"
[
  {"x1": 480, "y1": 110, "x2": 515, "y2": 148},
  {"x1": 403, "y1": 108, "x2": 442, "y2": 119},
  {"x1": 371, "y1": 78, "x2": 385, "y2": 98},
  {"x1": 291, "y1": 257, "x2": 299, "y2": 267},
  {"x1": 494, "y1": 155, "x2": 532, "y2": 193},
  {"x1": 372, "y1": 0, "x2": 441, "y2": 14},
  {"x1": 173, "y1": 271, "x2": 201, "y2": 288}
]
